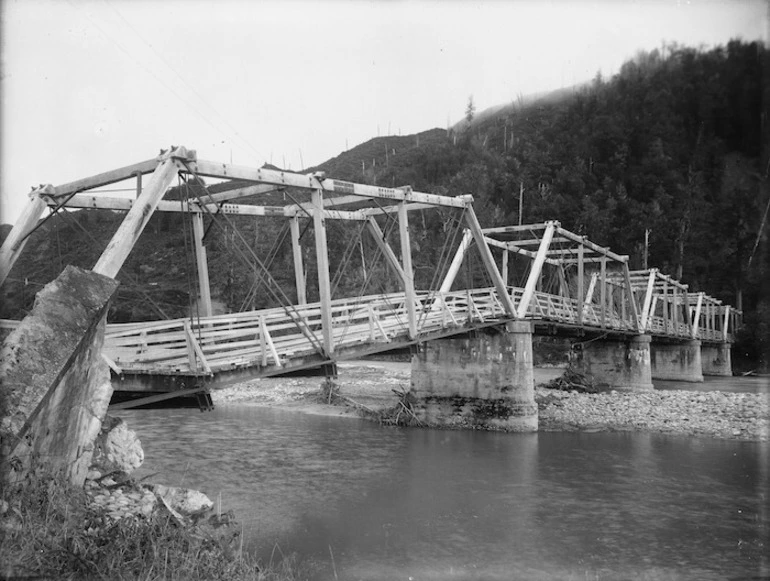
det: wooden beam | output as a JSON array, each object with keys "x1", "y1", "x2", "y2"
[
  {"x1": 191, "y1": 213, "x2": 212, "y2": 317},
  {"x1": 640, "y1": 269, "x2": 657, "y2": 332},
  {"x1": 482, "y1": 223, "x2": 550, "y2": 234},
  {"x1": 691, "y1": 292, "x2": 704, "y2": 338},
  {"x1": 483, "y1": 236, "x2": 560, "y2": 265},
  {"x1": 92, "y1": 154, "x2": 180, "y2": 278},
  {"x1": 722, "y1": 305, "x2": 730, "y2": 341},
  {"x1": 311, "y1": 188, "x2": 334, "y2": 355},
  {"x1": 555, "y1": 226, "x2": 628, "y2": 263},
  {"x1": 502, "y1": 251, "x2": 509, "y2": 287},
  {"x1": 0, "y1": 191, "x2": 48, "y2": 287},
  {"x1": 290, "y1": 216, "x2": 307, "y2": 305},
  {"x1": 516, "y1": 221, "x2": 556, "y2": 318},
  {"x1": 439, "y1": 229, "x2": 473, "y2": 293},
  {"x1": 188, "y1": 159, "x2": 471, "y2": 208},
  {"x1": 366, "y1": 218, "x2": 408, "y2": 283},
  {"x1": 464, "y1": 206, "x2": 517, "y2": 317},
  {"x1": 398, "y1": 202, "x2": 417, "y2": 338},
  {"x1": 203, "y1": 184, "x2": 283, "y2": 204},
  {"x1": 622, "y1": 262, "x2": 641, "y2": 332},
  {"x1": 50, "y1": 158, "x2": 160, "y2": 197},
  {"x1": 577, "y1": 244, "x2": 584, "y2": 325},
  {"x1": 600, "y1": 256, "x2": 607, "y2": 328}
]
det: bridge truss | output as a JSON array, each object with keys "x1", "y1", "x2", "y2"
[{"x1": 0, "y1": 146, "x2": 741, "y2": 395}]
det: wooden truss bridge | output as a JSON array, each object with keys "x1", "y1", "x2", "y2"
[{"x1": 0, "y1": 146, "x2": 741, "y2": 405}]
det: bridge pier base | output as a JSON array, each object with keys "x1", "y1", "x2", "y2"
[
  {"x1": 701, "y1": 343, "x2": 732, "y2": 376},
  {"x1": 650, "y1": 340, "x2": 704, "y2": 382},
  {"x1": 570, "y1": 335, "x2": 653, "y2": 391},
  {"x1": 410, "y1": 321, "x2": 537, "y2": 431}
]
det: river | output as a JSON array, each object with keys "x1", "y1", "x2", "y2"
[{"x1": 118, "y1": 377, "x2": 769, "y2": 581}]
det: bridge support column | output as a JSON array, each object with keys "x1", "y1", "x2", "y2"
[
  {"x1": 650, "y1": 340, "x2": 704, "y2": 382},
  {"x1": 701, "y1": 342, "x2": 732, "y2": 376},
  {"x1": 570, "y1": 335, "x2": 653, "y2": 391},
  {"x1": 410, "y1": 321, "x2": 537, "y2": 431}
]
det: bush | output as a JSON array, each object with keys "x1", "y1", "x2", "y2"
[{"x1": 0, "y1": 475, "x2": 307, "y2": 581}]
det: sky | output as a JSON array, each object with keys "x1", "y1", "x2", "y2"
[{"x1": 0, "y1": 0, "x2": 767, "y2": 225}]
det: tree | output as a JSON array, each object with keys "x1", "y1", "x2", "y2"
[{"x1": 465, "y1": 95, "x2": 476, "y2": 124}]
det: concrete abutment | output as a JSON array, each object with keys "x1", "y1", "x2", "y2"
[{"x1": 410, "y1": 321, "x2": 537, "y2": 431}]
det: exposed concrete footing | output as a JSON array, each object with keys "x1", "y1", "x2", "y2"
[
  {"x1": 701, "y1": 343, "x2": 733, "y2": 376},
  {"x1": 410, "y1": 321, "x2": 537, "y2": 431},
  {"x1": 570, "y1": 335, "x2": 653, "y2": 391},
  {"x1": 651, "y1": 340, "x2": 704, "y2": 382}
]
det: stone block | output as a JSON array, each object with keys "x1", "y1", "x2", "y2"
[
  {"x1": 0, "y1": 265, "x2": 119, "y2": 485},
  {"x1": 90, "y1": 415, "x2": 144, "y2": 474}
]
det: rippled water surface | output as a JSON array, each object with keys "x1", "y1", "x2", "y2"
[{"x1": 120, "y1": 379, "x2": 768, "y2": 581}]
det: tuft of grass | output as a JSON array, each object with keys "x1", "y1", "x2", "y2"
[{"x1": 0, "y1": 474, "x2": 309, "y2": 581}]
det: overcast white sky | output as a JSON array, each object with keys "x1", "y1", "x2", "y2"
[{"x1": 0, "y1": 0, "x2": 766, "y2": 224}]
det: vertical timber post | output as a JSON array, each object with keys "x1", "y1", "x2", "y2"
[
  {"x1": 600, "y1": 256, "x2": 607, "y2": 328},
  {"x1": 398, "y1": 202, "x2": 418, "y2": 338},
  {"x1": 290, "y1": 215, "x2": 307, "y2": 305},
  {"x1": 577, "y1": 243, "x2": 584, "y2": 325},
  {"x1": 311, "y1": 188, "x2": 334, "y2": 356},
  {"x1": 502, "y1": 251, "x2": 509, "y2": 288},
  {"x1": 191, "y1": 212, "x2": 213, "y2": 317}
]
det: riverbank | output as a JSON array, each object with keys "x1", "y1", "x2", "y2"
[{"x1": 212, "y1": 361, "x2": 769, "y2": 442}]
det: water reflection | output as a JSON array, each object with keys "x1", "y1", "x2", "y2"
[{"x1": 120, "y1": 404, "x2": 768, "y2": 580}]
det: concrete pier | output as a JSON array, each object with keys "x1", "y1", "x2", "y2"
[
  {"x1": 651, "y1": 340, "x2": 704, "y2": 382},
  {"x1": 570, "y1": 335, "x2": 653, "y2": 391},
  {"x1": 410, "y1": 321, "x2": 537, "y2": 431},
  {"x1": 701, "y1": 342, "x2": 733, "y2": 376}
]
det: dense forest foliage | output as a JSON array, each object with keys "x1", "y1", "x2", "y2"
[{"x1": 2, "y1": 40, "x2": 767, "y2": 367}]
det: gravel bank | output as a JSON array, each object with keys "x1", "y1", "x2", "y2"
[
  {"x1": 212, "y1": 362, "x2": 769, "y2": 441},
  {"x1": 537, "y1": 386, "x2": 769, "y2": 441}
]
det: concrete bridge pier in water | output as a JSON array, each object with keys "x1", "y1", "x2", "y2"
[
  {"x1": 569, "y1": 334, "x2": 654, "y2": 391},
  {"x1": 410, "y1": 321, "x2": 538, "y2": 431}
]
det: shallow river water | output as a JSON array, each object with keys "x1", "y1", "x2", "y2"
[{"x1": 119, "y1": 378, "x2": 769, "y2": 581}]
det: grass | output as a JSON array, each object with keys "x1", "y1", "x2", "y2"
[{"x1": 0, "y1": 474, "x2": 309, "y2": 581}]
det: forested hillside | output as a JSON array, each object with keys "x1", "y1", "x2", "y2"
[
  {"x1": 2, "y1": 40, "x2": 767, "y2": 367},
  {"x1": 309, "y1": 40, "x2": 769, "y2": 367}
]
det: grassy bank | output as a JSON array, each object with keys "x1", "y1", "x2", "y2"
[{"x1": 0, "y1": 475, "x2": 307, "y2": 581}]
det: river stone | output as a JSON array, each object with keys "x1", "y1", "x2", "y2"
[
  {"x1": 90, "y1": 415, "x2": 144, "y2": 474},
  {"x1": 152, "y1": 484, "x2": 213, "y2": 517}
]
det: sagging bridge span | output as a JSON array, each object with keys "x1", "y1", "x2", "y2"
[{"x1": 0, "y1": 146, "x2": 740, "y2": 409}]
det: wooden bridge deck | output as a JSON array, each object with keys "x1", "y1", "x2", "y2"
[{"x1": 82, "y1": 283, "x2": 735, "y2": 382}]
